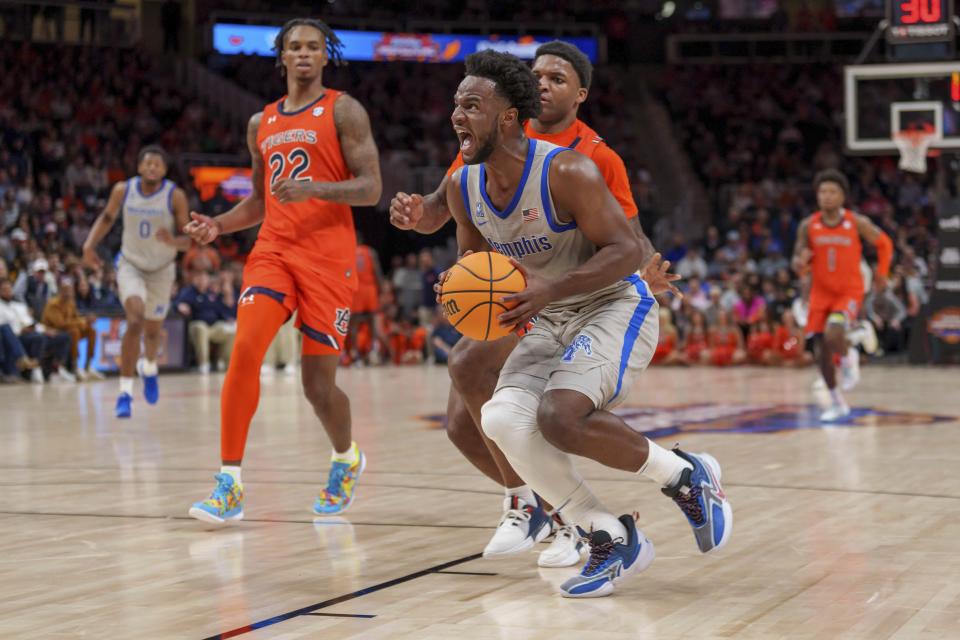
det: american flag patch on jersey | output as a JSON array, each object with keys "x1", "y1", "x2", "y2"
[{"x1": 522, "y1": 207, "x2": 540, "y2": 222}]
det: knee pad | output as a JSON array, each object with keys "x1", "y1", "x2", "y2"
[
  {"x1": 480, "y1": 386, "x2": 539, "y2": 443},
  {"x1": 827, "y1": 312, "x2": 848, "y2": 328}
]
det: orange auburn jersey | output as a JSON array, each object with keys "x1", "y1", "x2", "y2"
[
  {"x1": 255, "y1": 89, "x2": 356, "y2": 276},
  {"x1": 807, "y1": 209, "x2": 863, "y2": 296},
  {"x1": 446, "y1": 118, "x2": 638, "y2": 219}
]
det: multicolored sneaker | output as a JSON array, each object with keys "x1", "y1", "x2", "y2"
[
  {"x1": 482, "y1": 495, "x2": 552, "y2": 559},
  {"x1": 115, "y1": 392, "x2": 132, "y2": 419},
  {"x1": 189, "y1": 473, "x2": 244, "y2": 524},
  {"x1": 138, "y1": 359, "x2": 159, "y2": 405},
  {"x1": 313, "y1": 451, "x2": 366, "y2": 516},
  {"x1": 559, "y1": 514, "x2": 655, "y2": 598},
  {"x1": 662, "y1": 448, "x2": 732, "y2": 554}
]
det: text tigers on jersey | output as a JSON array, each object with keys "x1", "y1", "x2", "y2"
[{"x1": 259, "y1": 129, "x2": 318, "y2": 154}]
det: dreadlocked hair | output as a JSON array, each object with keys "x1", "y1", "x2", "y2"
[
  {"x1": 464, "y1": 50, "x2": 541, "y2": 123},
  {"x1": 274, "y1": 18, "x2": 345, "y2": 72}
]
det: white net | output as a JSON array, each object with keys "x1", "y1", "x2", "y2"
[{"x1": 894, "y1": 130, "x2": 938, "y2": 173}]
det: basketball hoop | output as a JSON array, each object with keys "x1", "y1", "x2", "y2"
[{"x1": 893, "y1": 127, "x2": 940, "y2": 174}]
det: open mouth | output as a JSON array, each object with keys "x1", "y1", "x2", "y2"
[
  {"x1": 295, "y1": 62, "x2": 311, "y2": 70},
  {"x1": 456, "y1": 129, "x2": 474, "y2": 153}
]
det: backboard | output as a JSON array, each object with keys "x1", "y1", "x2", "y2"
[{"x1": 844, "y1": 62, "x2": 960, "y2": 153}]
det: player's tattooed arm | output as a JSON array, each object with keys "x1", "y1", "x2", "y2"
[
  {"x1": 275, "y1": 94, "x2": 382, "y2": 207},
  {"x1": 791, "y1": 217, "x2": 812, "y2": 276},
  {"x1": 82, "y1": 180, "x2": 127, "y2": 269},
  {"x1": 390, "y1": 175, "x2": 453, "y2": 234},
  {"x1": 185, "y1": 112, "x2": 266, "y2": 243},
  {"x1": 156, "y1": 188, "x2": 193, "y2": 252}
]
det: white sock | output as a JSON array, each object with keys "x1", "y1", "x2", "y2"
[
  {"x1": 119, "y1": 377, "x2": 134, "y2": 395},
  {"x1": 141, "y1": 359, "x2": 158, "y2": 376},
  {"x1": 221, "y1": 465, "x2": 242, "y2": 485},
  {"x1": 639, "y1": 439, "x2": 692, "y2": 488},
  {"x1": 504, "y1": 485, "x2": 536, "y2": 507},
  {"x1": 557, "y1": 481, "x2": 627, "y2": 541},
  {"x1": 830, "y1": 388, "x2": 846, "y2": 406},
  {"x1": 331, "y1": 441, "x2": 359, "y2": 464}
]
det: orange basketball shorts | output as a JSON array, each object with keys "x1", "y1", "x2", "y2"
[
  {"x1": 240, "y1": 249, "x2": 355, "y2": 356},
  {"x1": 806, "y1": 289, "x2": 862, "y2": 335}
]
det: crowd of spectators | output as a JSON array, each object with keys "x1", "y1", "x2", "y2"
[
  {"x1": 0, "y1": 42, "x2": 940, "y2": 383},
  {"x1": 654, "y1": 63, "x2": 937, "y2": 364}
]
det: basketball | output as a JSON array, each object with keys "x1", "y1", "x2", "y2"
[{"x1": 440, "y1": 251, "x2": 526, "y2": 341}]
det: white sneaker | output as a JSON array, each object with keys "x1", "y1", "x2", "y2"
[
  {"x1": 260, "y1": 363, "x2": 275, "y2": 377},
  {"x1": 199, "y1": 363, "x2": 211, "y2": 375},
  {"x1": 820, "y1": 398, "x2": 851, "y2": 422},
  {"x1": 85, "y1": 368, "x2": 105, "y2": 380},
  {"x1": 840, "y1": 347, "x2": 860, "y2": 391},
  {"x1": 482, "y1": 496, "x2": 553, "y2": 559},
  {"x1": 56, "y1": 366, "x2": 77, "y2": 382},
  {"x1": 283, "y1": 363, "x2": 297, "y2": 376},
  {"x1": 76, "y1": 368, "x2": 89, "y2": 382},
  {"x1": 31, "y1": 368, "x2": 44, "y2": 384},
  {"x1": 849, "y1": 320, "x2": 879, "y2": 355},
  {"x1": 538, "y1": 524, "x2": 585, "y2": 568}
]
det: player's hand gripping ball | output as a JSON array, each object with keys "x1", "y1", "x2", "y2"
[{"x1": 440, "y1": 251, "x2": 526, "y2": 341}]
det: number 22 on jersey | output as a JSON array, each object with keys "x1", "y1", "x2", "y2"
[{"x1": 269, "y1": 147, "x2": 311, "y2": 187}]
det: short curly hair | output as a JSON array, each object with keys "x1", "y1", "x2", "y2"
[
  {"x1": 813, "y1": 169, "x2": 849, "y2": 195},
  {"x1": 535, "y1": 40, "x2": 592, "y2": 89},
  {"x1": 464, "y1": 50, "x2": 541, "y2": 123}
]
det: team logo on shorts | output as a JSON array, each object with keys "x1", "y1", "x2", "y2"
[
  {"x1": 334, "y1": 308, "x2": 351, "y2": 336},
  {"x1": 562, "y1": 334, "x2": 593, "y2": 362},
  {"x1": 238, "y1": 287, "x2": 256, "y2": 307}
]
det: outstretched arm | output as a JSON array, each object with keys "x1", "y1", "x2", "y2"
[
  {"x1": 184, "y1": 113, "x2": 266, "y2": 244},
  {"x1": 273, "y1": 94, "x2": 382, "y2": 207}
]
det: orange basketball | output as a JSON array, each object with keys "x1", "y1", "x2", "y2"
[{"x1": 440, "y1": 251, "x2": 526, "y2": 341}]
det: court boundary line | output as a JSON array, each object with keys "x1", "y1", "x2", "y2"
[
  {"x1": 201, "y1": 552, "x2": 482, "y2": 640},
  {"x1": 0, "y1": 510, "x2": 493, "y2": 529}
]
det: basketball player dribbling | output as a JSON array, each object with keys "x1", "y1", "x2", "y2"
[
  {"x1": 445, "y1": 50, "x2": 731, "y2": 598},
  {"x1": 82, "y1": 146, "x2": 191, "y2": 418},
  {"x1": 183, "y1": 18, "x2": 382, "y2": 523},
  {"x1": 391, "y1": 42, "x2": 680, "y2": 567},
  {"x1": 792, "y1": 170, "x2": 892, "y2": 422}
]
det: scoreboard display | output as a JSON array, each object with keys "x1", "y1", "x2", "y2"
[{"x1": 887, "y1": 0, "x2": 955, "y2": 44}]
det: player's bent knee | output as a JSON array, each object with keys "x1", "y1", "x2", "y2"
[{"x1": 480, "y1": 387, "x2": 538, "y2": 444}]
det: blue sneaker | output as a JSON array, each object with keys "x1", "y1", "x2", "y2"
[
  {"x1": 314, "y1": 451, "x2": 366, "y2": 515},
  {"x1": 137, "y1": 359, "x2": 159, "y2": 405},
  {"x1": 189, "y1": 473, "x2": 244, "y2": 524},
  {"x1": 560, "y1": 514, "x2": 655, "y2": 598},
  {"x1": 662, "y1": 448, "x2": 732, "y2": 554},
  {"x1": 482, "y1": 494, "x2": 552, "y2": 558},
  {"x1": 115, "y1": 392, "x2": 132, "y2": 419}
]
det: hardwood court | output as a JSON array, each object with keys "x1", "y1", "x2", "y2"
[{"x1": 2, "y1": 364, "x2": 959, "y2": 639}]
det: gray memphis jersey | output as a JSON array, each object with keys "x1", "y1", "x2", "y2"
[
  {"x1": 121, "y1": 177, "x2": 177, "y2": 272},
  {"x1": 458, "y1": 139, "x2": 631, "y2": 312}
]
